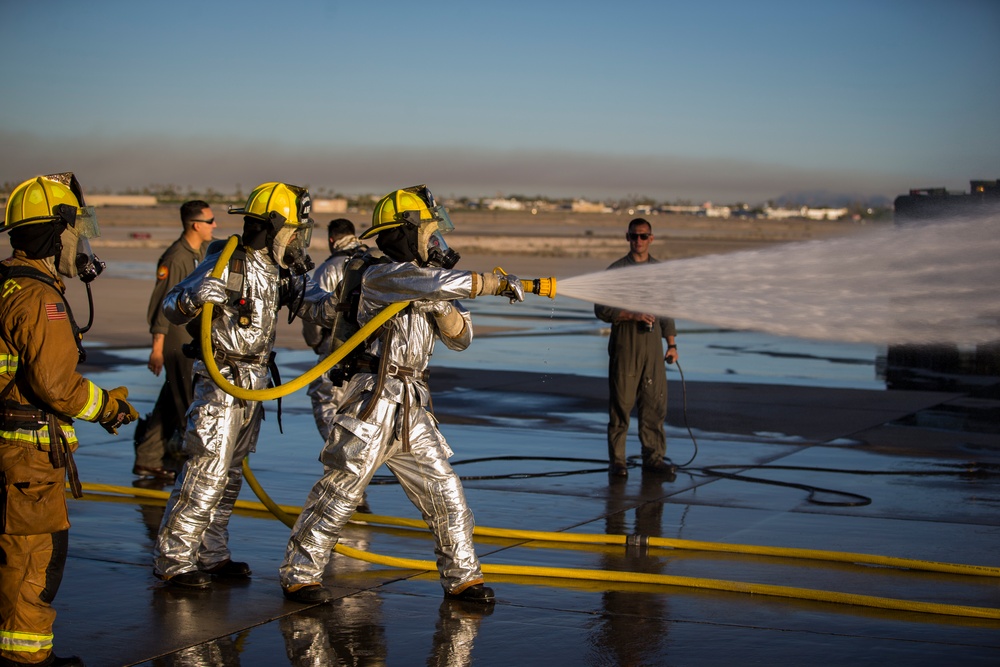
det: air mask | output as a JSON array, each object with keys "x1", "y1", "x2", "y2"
[
  {"x1": 54, "y1": 203, "x2": 106, "y2": 282},
  {"x1": 404, "y1": 208, "x2": 461, "y2": 269},
  {"x1": 272, "y1": 219, "x2": 315, "y2": 275}
]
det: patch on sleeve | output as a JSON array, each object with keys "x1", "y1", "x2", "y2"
[
  {"x1": 45, "y1": 302, "x2": 68, "y2": 321},
  {"x1": 157, "y1": 265, "x2": 169, "y2": 281}
]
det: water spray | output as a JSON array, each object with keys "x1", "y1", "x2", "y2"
[{"x1": 557, "y1": 216, "x2": 1000, "y2": 346}]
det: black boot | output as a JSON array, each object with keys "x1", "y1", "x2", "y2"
[
  {"x1": 201, "y1": 559, "x2": 251, "y2": 579},
  {"x1": 283, "y1": 584, "x2": 333, "y2": 604},
  {"x1": 163, "y1": 570, "x2": 212, "y2": 589},
  {"x1": 445, "y1": 583, "x2": 495, "y2": 604}
]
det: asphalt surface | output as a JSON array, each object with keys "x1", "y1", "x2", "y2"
[{"x1": 49, "y1": 350, "x2": 1000, "y2": 666}]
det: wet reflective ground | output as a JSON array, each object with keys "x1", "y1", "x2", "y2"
[{"x1": 57, "y1": 299, "x2": 999, "y2": 665}]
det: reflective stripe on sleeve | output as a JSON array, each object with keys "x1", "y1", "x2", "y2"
[
  {"x1": 0, "y1": 353, "x2": 17, "y2": 375},
  {"x1": 72, "y1": 380, "x2": 104, "y2": 422},
  {"x1": 0, "y1": 628, "x2": 54, "y2": 653}
]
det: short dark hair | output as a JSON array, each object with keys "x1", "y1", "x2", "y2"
[
  {"x1": 628, "y1": 217, "x2": 652, "y2": 233},
  {"x1": 328, "y1": 218, "x2": 355, "y2": 237},
  {"x1": 180, "y1": 200, "x2": 211, "y2": 226}
]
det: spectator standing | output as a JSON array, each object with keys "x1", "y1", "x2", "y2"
[
  {"x1": 133, "y1": 201, "x2": 215, "y2": 481},
  {"x1": 594, "y1": 218, "x2": 678, "y2": 478}
]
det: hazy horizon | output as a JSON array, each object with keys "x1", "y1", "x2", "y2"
[{"x1": 2, "y1": 1, "x2": 997, "y2": 205}]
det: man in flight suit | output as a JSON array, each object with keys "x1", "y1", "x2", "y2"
[
  {"x1": 595, "y1": 218, "x2": 679, "y2": 479},
  {"x1": 132, "y1": 200, "x2": 215, "y2": 481}
]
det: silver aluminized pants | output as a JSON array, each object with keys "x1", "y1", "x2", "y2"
[
  {"x1": 306, "y1": 373, "x2": 346, "y2": 444},
  {"x1": 280, "y1": 381, "x2": 483, "y2": 594},
  {"x1": 153, "y1": 363, "x2": 263, "y2": 577}
]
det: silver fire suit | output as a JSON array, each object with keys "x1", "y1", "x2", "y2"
[
  {"x1": 302, "y1": 246, "x2": 357, "y2": 442},
  {"x1": 154, "y1": 243, "x2": 336, "y2": 578},
  {"x1": 280, "y1": 262, "x2": 484, "y2": 595}
]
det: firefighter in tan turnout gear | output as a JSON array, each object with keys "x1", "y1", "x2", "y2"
[
  {"x1": 0, "y1": 174, "x2": 138, "y2": 667},
  {"x1": 280, "y1": 185, "x2": 526, "y2": 605}
]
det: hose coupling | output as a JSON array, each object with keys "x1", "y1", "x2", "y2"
[{"x1": 625, "y1": 533, "x2": 649, "y2": 557}]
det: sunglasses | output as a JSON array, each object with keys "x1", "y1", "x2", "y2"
[
  {"x1": 627, "y1": 232, "x2": 651, "y2": 240},
  {"x1": 191, "y1": 218, "x2": 216, "y2": 225}
]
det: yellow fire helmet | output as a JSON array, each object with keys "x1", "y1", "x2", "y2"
[
  {"x1": 361, "y1": 184, "x2": 454, "y2": 240},
  {"x1": 229, "y1": 181, "x2": 313, "y2": 227},
  {"x1": 3, "y1": 174, "x2": 85, "y2": 232}
]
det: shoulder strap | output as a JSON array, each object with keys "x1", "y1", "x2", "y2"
[{"x1": 0, "y1": 264, "x2": 87, "y2": 362}]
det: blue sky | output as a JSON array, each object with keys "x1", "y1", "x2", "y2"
[{"x1": 1, "y1": 0, "x2": 997, "y2": 203}]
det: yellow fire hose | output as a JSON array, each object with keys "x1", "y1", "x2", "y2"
[
  {"x1": 142, "y1": 236, "x2": 998, "y2": 619},
  {"x1": 76, "y1": 479, "x2": 1000, "y2": 620},
  {"x1": 199, "y1": 236, "x2": 406, "y2": 400}
]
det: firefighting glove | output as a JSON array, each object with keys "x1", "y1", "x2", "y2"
[
  {"x1": 182, "y1": 276, "x2": 228, "y2": 313},
  {"x1": 99, "y1": 386, "x2": 139, "y2": 435},
  {"x1": 478, "y1": 270, "x2": 524, "y2": 303},
  {"x1": 412, "y1": 300, "x2": 466, "y2": 338}
]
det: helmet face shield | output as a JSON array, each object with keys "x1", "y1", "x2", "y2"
[
  {"x1": 428, "y1": 204, "x2": 454, "y2": 233},
  {"x1": 72, "y1": 206, "x2": 101, "y2": 239}
]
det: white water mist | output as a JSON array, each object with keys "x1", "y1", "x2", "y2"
[{"x1": 558, "y1": 215, "x2": 1000, "y2": 345}]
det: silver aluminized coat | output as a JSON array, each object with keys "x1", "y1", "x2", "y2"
[
  {"x1": 303, "y1": 251, "x2": 352, "y2": 442},
  {"x1": 280, "y1": 261, "x2": 484, "y2": 594},
  {"x1": 154, "y1": 243, "x2": 336, "y2": 577}
]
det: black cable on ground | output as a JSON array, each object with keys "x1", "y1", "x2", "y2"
[{"x1": 370, "y1": 359, "x2": 996, "y2": 507}]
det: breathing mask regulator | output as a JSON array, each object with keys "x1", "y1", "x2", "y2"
[{"x1": 407, "y1": 209, "x2": 461, "y2": 269}]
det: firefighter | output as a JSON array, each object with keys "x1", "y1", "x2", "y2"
[
  {"x1": 280, "y1": 185, "x2": 524, "y2": 605},
  {"x1": 302, "y1": 218, "x2": 365, "y2": 443},
  {"x1": 1, "y1": 174, "x2": 138, "y2": 667},
  {"x1": 152, "y1": 182, "x2": 339, "y2": 589}
]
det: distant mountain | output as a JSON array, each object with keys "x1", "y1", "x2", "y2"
[{"x1": 773, "y1": 190, "x2": 891, "y2": 208}]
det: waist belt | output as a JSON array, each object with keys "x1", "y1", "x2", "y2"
[
  {"x1": 213, "y1": 349, "x2": 270, "y2": 365},
  {"x1": 0, "y1": 403, "x2": 82, "y2": 498},
  {"x1": 0, "y1": 404, "x2": 48, "y2": 430},
  {"x1": 355, "y1": 358, "x2": 429, "y2": 382}
]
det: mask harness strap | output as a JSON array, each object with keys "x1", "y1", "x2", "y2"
[{"x1": 0, "y1": 265, "x2": 87, "y2": 361}]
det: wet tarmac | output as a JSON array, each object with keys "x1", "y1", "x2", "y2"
[{"x1": 52, "y1": 299, "x2": 1000, "y2": 665}]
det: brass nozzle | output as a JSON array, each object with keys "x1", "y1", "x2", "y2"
[{"x1": 521, "y1": 277, "x2": 557, "y2": 298}]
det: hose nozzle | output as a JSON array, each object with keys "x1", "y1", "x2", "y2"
[{"x1": 521, "y1": 277, "x2": 557, "y2": 298}]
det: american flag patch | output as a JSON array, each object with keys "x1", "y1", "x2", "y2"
[{"x1": 45, "y1": 302, "x2": 67, "y2": 321}]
